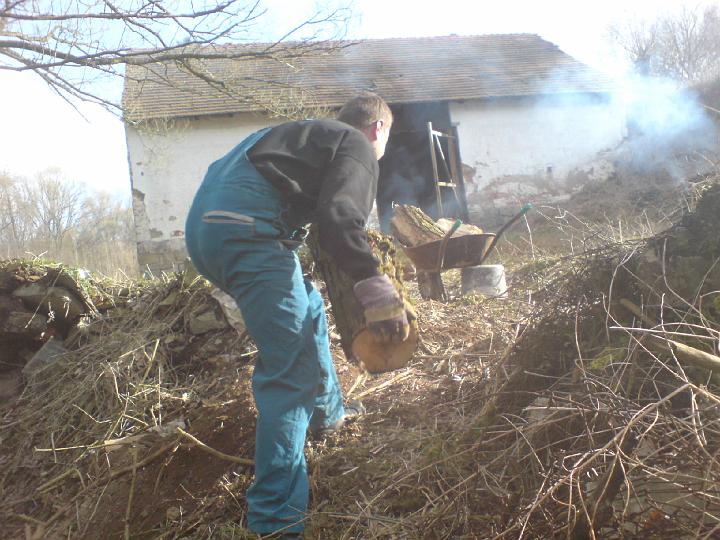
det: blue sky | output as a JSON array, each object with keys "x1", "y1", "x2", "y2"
[{"x1": 0, "y1": 0, "x2": 709, "y2": 200}]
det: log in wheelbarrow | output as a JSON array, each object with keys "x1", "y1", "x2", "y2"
[{"x1": 402, "y1": 204, "x2": 533, "y2": 299}]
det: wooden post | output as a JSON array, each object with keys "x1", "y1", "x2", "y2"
[
  {"x1": 446, "y1": 127, "x2": 470, "y2": 222},
  {"x1": 427, "y1": 121, "x2": 444, "y2": 218},
  {"x1": 417, "y1": 272, "x2": 447, "y2": 301}
]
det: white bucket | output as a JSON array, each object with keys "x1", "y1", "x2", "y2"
[{"x1": 461, "y1": 264, "x2": 508, "y2": 298}]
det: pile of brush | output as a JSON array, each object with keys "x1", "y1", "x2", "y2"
[
  {"x1": 0, "y1": 264, "x2": 258, "y2": 538},
  {"x1": 0, "y1": 177, "x2": 719, "y2": 539},
  {"x1": 308, "y1": 178, "x2": 720, "y2": 539}
]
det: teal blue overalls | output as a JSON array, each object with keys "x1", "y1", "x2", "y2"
[{"x1": 185, "y1": 128, "x2": 346, "y2": 534}]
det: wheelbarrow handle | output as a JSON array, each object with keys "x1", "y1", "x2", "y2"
[
  {"x1": 481, "y1": 203, "x2": 533, "y2": 264},
  {"x1": 435, "y1": 218, "x2": 462, "y2": 272}
]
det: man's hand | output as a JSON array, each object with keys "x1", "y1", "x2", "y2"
[{"x1": 353, "y1": 275, "x2": 410, "y2": 344}]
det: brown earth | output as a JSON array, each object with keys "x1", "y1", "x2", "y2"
[{"x1": 1, "y1": 176, "x2": 720, "y2": 539}]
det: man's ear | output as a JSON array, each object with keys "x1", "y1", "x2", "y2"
[
  {"x1": 360, "y1": 123, "x2": 380, "y2": 142},
  {"x1": 370, "y1": 120, "x2": 386, "y2": 141}
]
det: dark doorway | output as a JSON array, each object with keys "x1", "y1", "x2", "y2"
[{"x1": 377, "y1": 101, "x2": 469, "y2": 233}]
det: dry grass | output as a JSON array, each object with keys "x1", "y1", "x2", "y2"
[
  {"x1": 0, "y1": 270, "x2": 257, "y2": 538},
  {"x1": 1, "y1": 177, "x2": 720, "y2": 539}
]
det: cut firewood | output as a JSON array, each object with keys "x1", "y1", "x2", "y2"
[
  {"x1": 436, "y1": 218, "x2": 483, "y2": 236},
  {"x1": 390, "y1": 205, "x2": 445, "y2": 247},
  {"x1": 351, "y1": 326, "x2": 419, "y2": 373},
  {"x1": 308, "y1": 228, "x2": 418, "y2": 373},
  {"x1": 390, "y1": 205, "x2": 448, "y2": 300}
]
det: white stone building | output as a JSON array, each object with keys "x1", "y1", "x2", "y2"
[{"x1": 123, "y1": 34, "x2": 625, "y2": 273}]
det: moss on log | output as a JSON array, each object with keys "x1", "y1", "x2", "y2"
[
  {"x1": 307, "y1": 227, "x2": 418, "y2": 373},
  {"x1": 390, "y1": 205, "x2": 445, "y2": 247},
  {"x1": 390, "y1": 205, "x2": 448, "y2": 300}
]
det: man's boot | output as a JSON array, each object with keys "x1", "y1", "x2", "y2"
[{"x1": 311, "y1": 400, "x2": 365, "y2": 438}]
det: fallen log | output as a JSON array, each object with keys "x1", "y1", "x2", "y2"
[{"x1": 308, "y1": 228, "x2": 418, "y2": 373}]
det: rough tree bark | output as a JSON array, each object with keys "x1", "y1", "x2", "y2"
[
  {"x1": 307, "y1": 227, "x2": 418, "y2": 373},
  {"x1": 390, "y1": 205, "x2": 445, "y2": 245},
  {"x1": 390, "y1": 205, "x2": 446, "y2": 300}
]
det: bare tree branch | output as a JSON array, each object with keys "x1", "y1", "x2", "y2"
[
  {"x1": 1, "y1": 0, "x2": 353, "y2": 114},
  {"x1": 609, "y1": 4, "x2": 720, "y2": 83}
]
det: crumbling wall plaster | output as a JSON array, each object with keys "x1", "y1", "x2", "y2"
[
  {"x1": 128, "y1": 97, "x2": 627, "y2": 272},
  {"x1": 127, "y1": 113, "x2": 280, "y2": 273},
  {"x1": 450, "y1": 97, "x2": 626, "y2": 226}
]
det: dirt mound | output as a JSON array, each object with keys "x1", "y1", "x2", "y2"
[{"x1": 1, "y1": 176, "x2": 719, "y2": 539}]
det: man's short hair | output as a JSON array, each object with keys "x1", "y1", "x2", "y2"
[{"x1": 337, "y1": 92, "x2": 393, "y2": 130}]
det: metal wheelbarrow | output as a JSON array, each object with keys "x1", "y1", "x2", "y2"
[
  {"x1": 403, "y1": 231, "x2": 496, "y2": 272},
  {"x1": 402, "y1": 203, "x2": 533, "y2": 272}
]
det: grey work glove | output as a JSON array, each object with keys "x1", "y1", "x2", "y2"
[{"x1": 353, "y1": 274, "x2": 410, "y2": 344}]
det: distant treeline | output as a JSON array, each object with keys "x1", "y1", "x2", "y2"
[{"x1": 0, "y1": 168, "x2": 138, "y2": 278}]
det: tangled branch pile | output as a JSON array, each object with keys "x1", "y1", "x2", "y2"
[{"x1": 1, "y1": 178, "x2": 719, "y2": 539}]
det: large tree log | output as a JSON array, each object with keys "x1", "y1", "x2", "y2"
[
  {"x1": 390, "y1": 205, "x2": 446, "y2": 300},
  {"x1": 390, "y1": 205, "x2": 445, "y2": 246},
  {"x1": 308, "y1": 228, "x2": 418, "y2": 373}
]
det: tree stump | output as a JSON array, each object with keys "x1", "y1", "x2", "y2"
[{"x1": 307, "y1": 228, "x2": 418, "y2": 373}]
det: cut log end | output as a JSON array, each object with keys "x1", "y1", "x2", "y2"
[{"x1": 351, "y1": 325, "x2": 419, "y2": 373}]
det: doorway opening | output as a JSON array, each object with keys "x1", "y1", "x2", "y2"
[{"x1": 377, "y1": 101, "x2": 469, "y2": 233}]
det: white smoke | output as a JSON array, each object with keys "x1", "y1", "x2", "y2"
[
  {"x1": 612, "y1": 74, "x2": 719, "y2": 180},
  {"x1": 532, "y1": 66, "x2": 719, "y2": 184}
]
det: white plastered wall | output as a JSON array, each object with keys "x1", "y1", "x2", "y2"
[
  {"x1": 450, "y1": 96, "x2": 626, "y2": 193},
  {"x1": 126, "y1": 112, "x2": 280, "y2": 271},
  {"x1": 127, "y1": 96, "x2": 627, "y2": 270}
]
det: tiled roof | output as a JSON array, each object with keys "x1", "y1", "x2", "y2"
[{"x1": 123, "y1": 34, "x2": 614, "y2": 122}]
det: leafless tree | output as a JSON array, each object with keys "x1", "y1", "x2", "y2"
[
  {"x1": 608, "y1": 19, "x2": 660, "y2": 76},
  {"x1": 28, "y1": 168, "x2": 84, "y2": 252},
  {"x1": 0, "y1": 173, "x2": 14, "y2": 238},
  {"x1": 0, "y1": 172, "x2": 35, "y2": 255},
  {"x1": 76, "y1": 191, "x2": 134, "y2": 246},
  {"x1": 1, "y1": 0, "x2": 351, "y2": 113},
  {"x1": 0, "y1": 169, "x2": 138, "y2": 275},
  {"x1": 609, "y1": 4, "x2": 720, "y2": 82}
]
